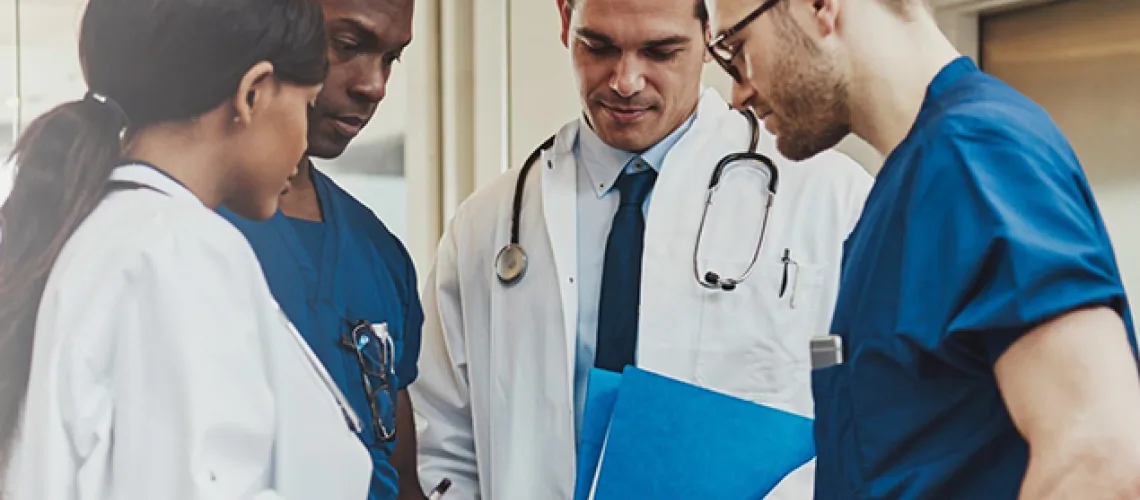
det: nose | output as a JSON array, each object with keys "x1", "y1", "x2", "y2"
[
  {"x1": 349, "y1": 60, "x2": 389, "y2": 104},
  {"x1": 609, "y1": 54, "x2": 646, "y2": 98},
  {"x1": 731, "y1": 81, "x2": 754, "y2": 109}
]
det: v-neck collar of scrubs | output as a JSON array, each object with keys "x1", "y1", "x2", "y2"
[{"x1": 272, "y1": 165, "x2": 342, "y2": 306}]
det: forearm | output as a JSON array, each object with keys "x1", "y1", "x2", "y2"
[
  {"x1": 393, "y1": 389, "x2": 427, "y2": 500},
  {"x1": 995, "y1": 306, "x2": 1140, "y2": 498}
]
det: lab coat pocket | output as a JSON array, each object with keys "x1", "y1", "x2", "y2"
[{"x1": 694, "y1": 260, "x2": 827, "y2": 403}]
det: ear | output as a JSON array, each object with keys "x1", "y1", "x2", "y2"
[
  {"x1": 812, "y1": 0, "x2": 841, "y2": 37},
  {"x1": 703, "y1": 23, "x2": 714, "y2": 63},
  {"x1": 558, "y1": 0, "x2": 571, "y2": 48},
  {"x1": 232, "y1": 61, "x2": 277, "y2": 125}
]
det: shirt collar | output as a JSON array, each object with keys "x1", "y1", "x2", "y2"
[{"x1": 577, "y1": 110, "x2": 698, "y2": 198}]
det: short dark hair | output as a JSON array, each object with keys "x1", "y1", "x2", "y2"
[{"x1": 566, "y1": 0, "x2": 710, "y2": 28}]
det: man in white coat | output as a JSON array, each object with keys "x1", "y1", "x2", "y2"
[{"x1": 408, "y1": 0, "x2": 873, "y2": 498}]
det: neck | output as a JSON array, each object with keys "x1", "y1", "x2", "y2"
[
  {"x1": 290, "y1": 156, "x2": 315, "y2": 191},
  {"x1": 124, "y1": 124, "x2": 228, "y2": 207},
  {"x1": 846, "y1": 12, "x2": 962, "y2": 157}
]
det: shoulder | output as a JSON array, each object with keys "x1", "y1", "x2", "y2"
[
  {"x1": 148, "y1": 198, "x2": 267, "y2": 277},
  {"x1": 448, "y1": 159, "x2": 527, "y2": 239},
  {"x1": 314, "y1": 170, "x2": 389, "y2": 228},
  {"x1": 62, "y1": 193, "x2": 267, "y2": 291},
  {"x1": 314, "y1": 169, "x2": 412, "y2": 259},
  {"x1": 912, "y1": 85, "x2": 1084, "y2": 198},
  {"x1": 925, "y1": 75, "x2": 1078, "y2": 172}
]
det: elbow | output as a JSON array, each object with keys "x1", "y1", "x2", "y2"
[
  {"x1": 1025, "y1": 429, "x2": 1140, "y2": 498},
  {"x1": 1103, "y1": 442, "x2": 1140, "y2": 498}
]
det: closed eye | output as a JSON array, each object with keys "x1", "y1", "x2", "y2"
[
  {"x1": 334, "y1": 37, "x2": 361, "y2": 53},
  {"x1": 582, "y1": 41, "x2": 618, "y2": 57},
  {"x1": 644, "y1": 47, "x2": 683, "y2": 61}
]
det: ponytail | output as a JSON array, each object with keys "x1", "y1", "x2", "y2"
[{"x1": 0, "y1": 93, "x2": 127, "y2": 466}]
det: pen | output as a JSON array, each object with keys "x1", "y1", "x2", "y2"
[
  {"x1": 427, "y1": 478, "x2": 452, "y2": 500},
  {"x1": 779, "y1": 249, "x2": 791, "y2": 297}
]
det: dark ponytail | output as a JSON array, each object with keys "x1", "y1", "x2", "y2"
[
  {"x1": 0, "y1": 95, "x2": 126, "y2": 470},
  {"x1": 0, "y1": 0, "x2": 329, "y2": 471}
]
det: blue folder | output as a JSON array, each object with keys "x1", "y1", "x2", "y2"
[
  {"x1": 574, "y1": 369, "x2": 623, "y2": 500},
  {"x1": 577, "y1": 367, "x2": 815, "y2": 500}
]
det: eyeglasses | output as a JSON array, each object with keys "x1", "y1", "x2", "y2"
[
  {"x1": 340, "y1": 319, "x2": 397, "y2": 443},
  {"x1": 708, "y1": 0, "x2": 782, "y2": 83}
]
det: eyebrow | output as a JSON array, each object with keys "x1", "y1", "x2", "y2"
[
  {"x1": 575, "y1": 27, "x2": 692, "y2": 49},
  {"x1": 329, "y1": 17, "x2": 378, "y2": 38},
  {"x1": 329, "y1": 16, "x2": 412, "y2": 51}
]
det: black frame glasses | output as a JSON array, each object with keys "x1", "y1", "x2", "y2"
[
  {"x1": 340, "y1": 319, "x2": 397, "y2": 443},
  {"x1": 708, "y1": 0, "x2": 782, "y2": 83}
]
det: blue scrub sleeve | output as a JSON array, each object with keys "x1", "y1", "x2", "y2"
[
  {"x1": 396, "y1": 247, "x2": 424, "y2": 390},
  {"x1": 906, "y1": 114, "x2": 1129, "y2": 369}
]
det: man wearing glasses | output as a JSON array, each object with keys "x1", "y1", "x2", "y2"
[
  {"x1": 409, "y1": 0, "x2": 872, "y2": 498},
  {"x1": 709, "y1": 0, "x2": 1140, "y2": 498}
]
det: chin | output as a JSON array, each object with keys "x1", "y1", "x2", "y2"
[
  {"x1": 306, "y1": 136, "x2": 350, "y2": 160},
  {"x1": 776, "y1": 137, "x2": 822, "y2": 162},
  {"x1": 776, "y1": 125, "x2": 850, "y2": 162},
  {"x1": 596, "y1": 128, "x2": 656, "y2": 153}
]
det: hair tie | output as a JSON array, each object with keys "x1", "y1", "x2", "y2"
[{"x1": 84, "y1": 91, "x2": 130, "y2": 130}]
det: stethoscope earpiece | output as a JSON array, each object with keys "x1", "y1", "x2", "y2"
[{"x1": 703, "y1": 271, "x2": 739, "y2": 292}]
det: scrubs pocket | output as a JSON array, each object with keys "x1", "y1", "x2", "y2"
[
  {"x1": 811, "y1": 364, "x2": 860, "y2": 499},
  {"x1": 337, "y1": 319, "x2": 400, "y2": 444}
]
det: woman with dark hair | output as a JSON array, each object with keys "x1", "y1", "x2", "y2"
[{"x1": 0, "y1": 0, "x2": 371, "y2": 497}]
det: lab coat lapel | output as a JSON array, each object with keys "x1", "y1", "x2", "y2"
[
  {"x1": 639, "y1": 88, "x2": 735, "y2": 379},
  {"x1": 540, "y1": 121, "x2": 582, "y2": 412}
]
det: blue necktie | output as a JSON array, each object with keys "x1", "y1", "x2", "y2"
[{"x1": 595, "y1": 158, "x2": 657, "y2": 373}]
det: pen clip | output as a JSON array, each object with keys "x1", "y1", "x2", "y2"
[{"x1": 779, "y1": 249, "x2": 790, "y2": 298}]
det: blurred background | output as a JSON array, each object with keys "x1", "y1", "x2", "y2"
[{"x1": 1, "y1": 0, "x2": 1137, "y2": 324}]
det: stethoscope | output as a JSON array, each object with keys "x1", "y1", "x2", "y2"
[{"x1": 494, "y1": 107, "x2": 779, "y2": 292}]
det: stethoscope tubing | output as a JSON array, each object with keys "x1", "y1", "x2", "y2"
[{"x1": 497, "y1": 107, "x2": 776, "y2": 289}]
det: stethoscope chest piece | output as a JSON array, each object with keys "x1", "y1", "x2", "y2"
[{"x1": 495, "y1": 243, "x2": 528, "y2": 285}]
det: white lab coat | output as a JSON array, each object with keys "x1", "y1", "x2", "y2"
[
  {"x1": 409, "y1": 88, "x2": 873, "y2": 499},
  {"x1": 2, "y1": 164, "x2": 371, "y2": 499}
]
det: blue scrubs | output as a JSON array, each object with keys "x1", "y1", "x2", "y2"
[
  {"x1": 219, "y1": 169, "x2": 424, "y2": 500},
  {"x1": 814, "y1": 56, "x2": 1137, "y2": 498}
]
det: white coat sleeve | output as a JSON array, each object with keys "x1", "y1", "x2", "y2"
[
  {"x1": 64, "y1": 230, "x2": 284, "y2": 499},
  {"x1": 408, "y1": 220, "x2": 481, "y2": 497}
]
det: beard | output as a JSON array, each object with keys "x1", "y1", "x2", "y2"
[{"x1": 764, "y1": 16, "x2": 853, "y2": 161}]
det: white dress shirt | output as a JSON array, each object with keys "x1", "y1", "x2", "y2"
[{"x1": 572, "y1": 112, "x2": 697, "y2": 437}]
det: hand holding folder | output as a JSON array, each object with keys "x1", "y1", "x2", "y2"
[{"x1": 575, "y1": 367, "x2": 815, "y2": 500}]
